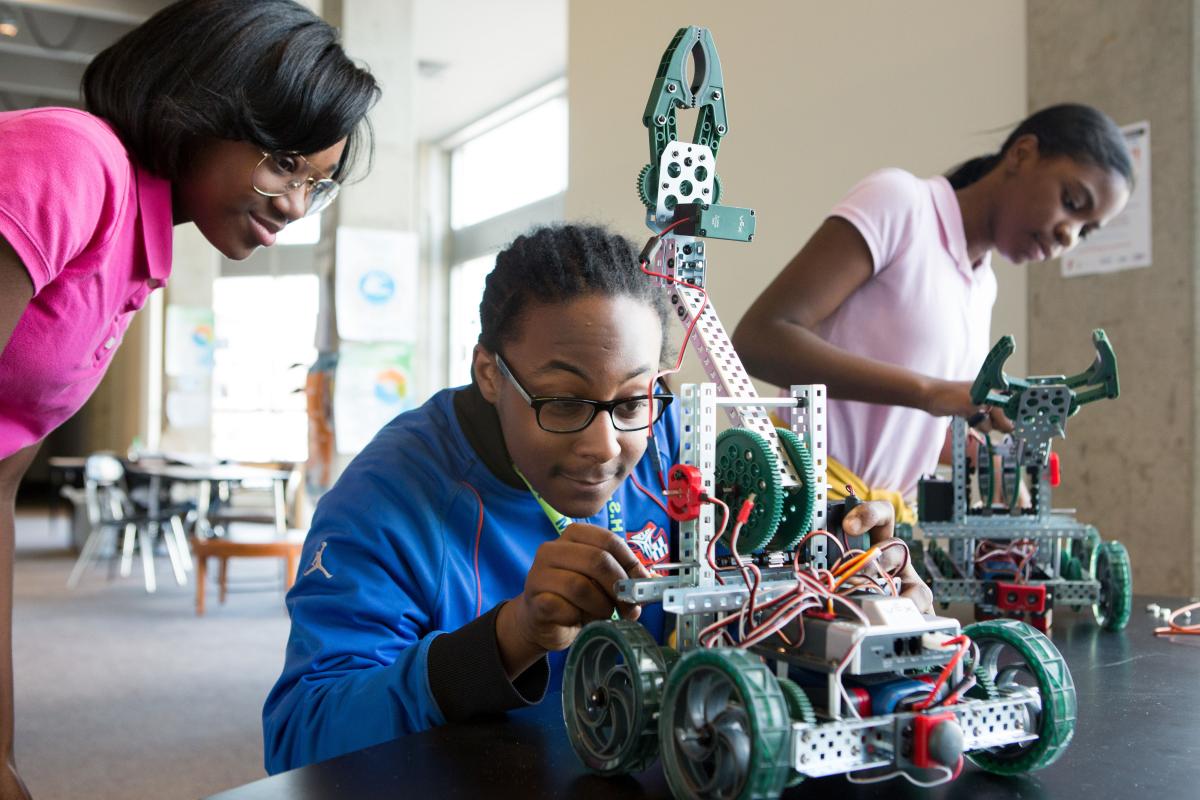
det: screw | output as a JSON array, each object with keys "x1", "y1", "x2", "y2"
[
  {"x1": 667, "y1": 83, "x2": 677, "y2": 93},
  {"x1": 717, "y1": 125, "x2": 726, "y2": 134},
  {"x1": 657, "y1": 115, "x2": 667, "y2": 125},
  {"x1": 712, "y1": 90, "x2": 721, "y2": 99},
  {"x1": 703, "y1": 188, "x2": 709, "y2": 195}
]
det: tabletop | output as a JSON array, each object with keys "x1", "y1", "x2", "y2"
[
  {"x1": 207, "y1": 595, "x2": 1199, "y2": 799},
  {"x1": 122, "y1": 462, "x2": 293, "y2": 484}
]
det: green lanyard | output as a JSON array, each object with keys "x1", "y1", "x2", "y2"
[
  {"x1": 514, "y1": 465, "x2": 573, "y2": 534},
  {"x1": 514, "y1": 465, "x2": 620, "y2": 620}
]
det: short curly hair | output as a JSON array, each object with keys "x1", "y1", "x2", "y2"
[{"x1": 478, "y1": 224, "x2": 672, "y2": 362}]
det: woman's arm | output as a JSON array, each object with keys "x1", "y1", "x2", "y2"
[
  {"x1": 732, "y1": 217, "x2": 979, "y2": 418},
  {"x1": 0, "y1": 236, "x2": 33, "y2": 359}
]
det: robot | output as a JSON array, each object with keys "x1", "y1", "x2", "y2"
[
  {"x1": 910, "y1": 332, "x2": 1133, "y2": 632},
  {"x1": 561, "y1": 27, "x2": 1076, "y2": 799}
]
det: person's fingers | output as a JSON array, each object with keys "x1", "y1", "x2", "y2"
[
  {"x1": 535, "y1": 541, "x2": 635, "y2": 603},
  {"x1": 989, "y1": 406, "x2": 1015, "y2": 433},
  {"x1": 527, "y1": 567, "x2": 615, "y2": 622},
  {"x1": 562, "y1": 523, "x2": 653, "y2": 579},
  {"x1": 842, "y1": 500, "x2": 894, "y2": 540}
]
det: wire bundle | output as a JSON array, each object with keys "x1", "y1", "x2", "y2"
[{"x1": 973, "y1": 538, "x2": 1038, "y2": 582}]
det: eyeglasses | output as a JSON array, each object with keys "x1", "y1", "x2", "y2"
[
  {"x1": 494, "y1": 353, "x2": 673, "y2": 434},
  {"x1": 252, "y1": 151, "x2": 341, "y2": 217}
]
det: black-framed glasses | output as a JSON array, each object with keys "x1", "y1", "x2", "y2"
[
  {"x1": 251, "y1": 151, "x2": 341, "y2": 217},
  {"x1": 494, "y1": 353, "x2": 673, "y2": 434}
]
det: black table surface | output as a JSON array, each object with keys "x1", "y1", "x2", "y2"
[{"x1": 210, "y1": 595, "x2": 1199, "y2": 799}]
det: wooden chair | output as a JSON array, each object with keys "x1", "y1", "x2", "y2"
[
  {"x1": 191, "y1": 462, "x2": 306, "y2": 615},
  {"x1": 191, "y1": 531, "x2": 305, "y2": 615}
]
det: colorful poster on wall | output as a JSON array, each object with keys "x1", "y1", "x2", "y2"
[
  {"x1": 333, "y1": 342, "x2": 416, "y2": 453},
  {"x1": 165, "y1": 305, "x2": 216, "y2": 377},
  {"x1": 1062, "y1": 121, "x2": 1152, "y2": 278},
  {"x1": 335, "y1": 227, "x2": 420, "y2": 342}
]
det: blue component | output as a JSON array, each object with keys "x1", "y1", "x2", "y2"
[
  {"x1": 978, "y1": 558, "x2": 1021, "y2": 581},
  {"x1": 863, "y1": 677, "x2": 932, "y2": 715}
]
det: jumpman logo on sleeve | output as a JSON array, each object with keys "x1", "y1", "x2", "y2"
[{"x1": 303, "y1": 540, "x2": 333, "y2": 579}]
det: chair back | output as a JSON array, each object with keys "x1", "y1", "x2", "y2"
[{"x1": 83, "y1": 453, "x2": 128, "y2": 526}]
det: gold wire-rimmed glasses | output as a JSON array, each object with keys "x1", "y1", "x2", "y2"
[{"x1": 251, "y1": 151, "x2": 341, "y2": 217}]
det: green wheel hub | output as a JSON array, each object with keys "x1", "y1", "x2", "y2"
[
  {"x1": 714, "y1": 428, "x2": 784, "y2": 552},
  {"x1": 659, "y1": 648, "x2": 793, "y2": 799},
  {"x1": 1090, "y1": 539, "x2": 1133, "y2": 631},
  {"x1": 963, "y1": 619, "x2": 1076, "y2": 774},
  {"x1": 563, "y1": 620, "x2": 670, "y2": 774},
  {"x1": 766, "y1": 428, "x2": 817, "y2": 550}
]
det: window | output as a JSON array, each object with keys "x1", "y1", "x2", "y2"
[
  {"x1": 447, "y1": 253, "x2": 497, "y2": 385},
  {"x1": 210, "y1": 275, "x2": 318, "y2": 462},
  {"x1": 440, "y1": 82, "x2": 568, "y2": 383},
  {"x1": 450, "y1": 94, "x2": 567, "y2": 230}
]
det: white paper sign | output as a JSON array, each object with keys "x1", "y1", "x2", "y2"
[
  {"x1": 165, "y1": 306, "x2": 215, "y2": 377},
  {"x1": 1062, "y1": 121, "x2": 1151, "y2": 278},
  {"x1": 333, "y1": 342, "x2": 416, "y2": 453},
  {"x1": 335, "y1": 227, "x2": 419, "y2": 342}
]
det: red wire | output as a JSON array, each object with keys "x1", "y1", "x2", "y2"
[
  {"x1": 629, "y1": 472, "x2": 669, "y2": 515},
  {"x1": 913, "y1": 635, "x2": 970, "y2": 710},
  {"x1": 460, "y1": 481, "x2": 485, "y2": 618}
]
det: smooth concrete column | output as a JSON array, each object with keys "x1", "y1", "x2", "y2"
[{"x1": 1028, "y1": 0, "x2": 1196, "y2": 595}]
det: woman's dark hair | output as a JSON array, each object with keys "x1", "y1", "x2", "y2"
[
  {"x1": 82, "y1": 0, "x2": 380, "y2": 181},
  {"x1": 946, "y1": 103, "x2": 1133, "y2": 190},
  {"x1": 479, "y1": 224, "x2": 672, "y2": 361}
]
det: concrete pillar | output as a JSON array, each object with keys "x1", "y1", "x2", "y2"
[{"x1": 1027, "y1": 0, "x2": 1196, "y2": 595}]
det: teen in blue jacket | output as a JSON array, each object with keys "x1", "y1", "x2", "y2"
[
  {"x1": 263, "y1": 225, "x2": 680, "y2": 772},
  {"x1": 262, "y1": 223, "x2": 912, "y2": 773}
]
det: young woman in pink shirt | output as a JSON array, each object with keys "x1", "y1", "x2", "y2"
[
  {"x1": 732, "y1": 104, "x2": 1132, "y2": 517},
  {"x1": 0, "y1": 1, "x2": 379, "y2": 795}
]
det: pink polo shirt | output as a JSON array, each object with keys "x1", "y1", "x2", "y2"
[
  {"x1": 0, "y1": 108, "x2": 173, "y2": 459},
  {"x1": 787, "y1": 168, "x2": 996, "y2": 500}
]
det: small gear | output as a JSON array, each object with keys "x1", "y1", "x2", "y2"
[{"x1": 637, "y1": 163, "x2": 657, "y2": 208}]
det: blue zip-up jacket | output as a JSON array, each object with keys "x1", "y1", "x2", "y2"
[{"x1": 262, "y1": 387, "x2": 676, "y2": 773}]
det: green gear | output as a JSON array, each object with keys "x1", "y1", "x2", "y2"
[
  {"x1": 766, "y1": 428, "x2": 817, "y2": 550},
  {"x1": 638, "y1": 165, "x2": 722, "y2": 211},
  {"x1": 776, "y1": 677, "x2": 816, "y2": 724},
  {"x1": 659, "y1": 648, "x2": 793, "y2": 799},
  {"x1": 963, "y1": 619, "x2": 1076, "y2": 774},
  {"x1": 1090, "y1": 540, "x2": 1132, "y2": 631},
  {"x1": 637, "y1": 163, "x2": 657, "y2": 209},
  {"x1": 714, "y1": 428, "x2": 785, "y2": 552},
  {"x1": 776, "y1": 677, "x2": 813, "y2": 788},
  {"x1": 964, "y1": 661, "x2": 999, "y2": 700},
  {"x1": 562, "y1": 620, "x2": 671, "y2": 775}
]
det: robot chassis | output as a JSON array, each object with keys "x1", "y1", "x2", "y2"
[
  {"x1": 910, "y1": 331, "x2": 1133, "y2": 632},
  {"x1": 562, "y1": 27, "x2": 1076, "y2": 799}
]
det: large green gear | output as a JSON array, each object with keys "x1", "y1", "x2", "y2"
[
  {"x1": 1090, "y1": 539, "x2": 1132, "y2": 631},
  {"x1": 659, "y1": 648, "x2": 793, "y2": 799},
  {"x1": 963, "y1": 619, "x2": 1076, "y2": 775},
  {"x1": 562, "y1": 620, "x2": 671, "y2": 775},
  {"x1": 766, "y1": 428, "x2": 817, "y2": 550},
  {"x1": 714, "y1": 428, "x2": 785, "y2": 552}
]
